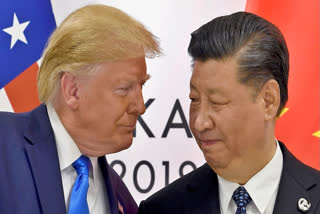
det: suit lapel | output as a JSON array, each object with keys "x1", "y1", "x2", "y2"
[
  {"x1": 24, "y1": 105, "x2": 66, "y2": 214},
  {"x1": 184, "y1": 164, "x2": 220, "y2": 214},
  {"x1": 273, "y1": 142, "x2": 320, "y2": 214},
  {"x1": 99, "y1": 156, "x2": 119, "y2": 214},
  {"x1": 273, "y1": 169, "x2": 309, "y2": 213}
]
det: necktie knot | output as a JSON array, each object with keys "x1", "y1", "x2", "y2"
[
  {"x1": 72, "y1": 155, "x2": 91, "y2": 175},
  {"x1": 232, "y1": 186, "x2": 252, "y2": 214}
]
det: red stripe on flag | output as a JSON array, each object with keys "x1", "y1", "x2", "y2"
[
  {"x1": 4, "y1": 62, "x2": 41, "y2": 113},
  {"x1": 246, "y1": 0, "x2": 320, "y2": 169}
]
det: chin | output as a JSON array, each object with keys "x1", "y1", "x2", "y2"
[
  {"x1": 205, "y1": 154, "x2": 228, "y2": 169},
  {"x1": 121, "y1": 140, "x2": 133, "y2": 150},
  {"x1": 114, "y1": 138, "x2": 133, "y2": 152},
  {"x1": 94, "y1": 138, "x2": 132, "y2": 155}
]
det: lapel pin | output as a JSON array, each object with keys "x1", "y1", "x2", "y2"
[
  {"x1": 298, "y1": 198, "x2": 311, "y2": 213},
  {"x1": 118, "y1": 201, "x2": 124, "y2": 214}
]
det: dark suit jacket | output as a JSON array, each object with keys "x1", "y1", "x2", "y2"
[
  {"x1": 138, "y1": 142, "x2": 320, "y2": 214},
  {"x1": 0, "y1": 104, "x2": 137, "y2": 214}
]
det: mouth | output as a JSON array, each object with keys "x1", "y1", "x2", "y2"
[
  {"x1": 122, "y1": 124, "x2": 136, "y2": 131},
  {"x1": 199, "y1": 139, "x2": 221, "y2": 148}
]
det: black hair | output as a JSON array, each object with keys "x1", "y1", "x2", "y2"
[{"x1": 188, "y1": 12, "x2": 289, "y2": 116}]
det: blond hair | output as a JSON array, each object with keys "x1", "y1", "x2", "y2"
[{"x1": 38, "y1": 4, "x2": 160, "y2": 103}]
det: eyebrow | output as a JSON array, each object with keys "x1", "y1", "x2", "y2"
[
  {"x1": 208, "y1": 88, "x2": 220, "y2": 94},
  {"x1": 190, "y1": 82, "x2": 222, "y2": 95},
  {"x1": 118, "y1": 74, "x2": 151, "y2": 85}
]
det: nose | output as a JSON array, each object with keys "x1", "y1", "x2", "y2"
[
  {"x1": 128, "y1": 87, "x2": 146, "y2": 115},
  {"x1": 192, "y1": 105, "x2": 214, "y2": 133}
]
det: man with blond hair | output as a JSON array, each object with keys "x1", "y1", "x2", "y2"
[{"x1": 0, "y1": 4, "x2": 160, "y2": 214}]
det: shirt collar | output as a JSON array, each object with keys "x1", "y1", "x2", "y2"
[
  {"x1": 218, "y1": 175, "x2": 239, "y2": 214},
  {"x1": 218, "y1": 140, "x2": 283, "y2": 214},
  {"x1": 47, "y1": 104, "x2": 98, "y2": 183}
]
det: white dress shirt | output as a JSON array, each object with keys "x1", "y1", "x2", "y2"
[
  {"x1": 47, "y1": 104, "x2": 111, "y2": 214},
  {"x1": 218, "y1": 140, "x2": 283, "y2": 214}
]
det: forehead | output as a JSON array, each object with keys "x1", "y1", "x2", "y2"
[
  {"x1": 97, "y1": 56, "x2": 148, "y2": 81},
  {"x1": 190, "y1": 58, "x2": 239, "y2": 88}
]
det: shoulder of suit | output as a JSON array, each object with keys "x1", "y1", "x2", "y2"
[
  {"x1": 0, "y1": 104, "x2": 48, "y2": 128},
  {"x1": 280, "y1": 141, "x2": 320, "y2": 188},
  {"x1": 143, "y1": 163, "x2": 214, "y2": 203},
  {"x1": 0, "y1": 110, "x2": 29, "y2": 140},
  {"x1": 0, "y1": 105, "x2": 45, "y2": 148},
  {"x1": 0, "y1": 110, "x2": 29, "y2": 127}
]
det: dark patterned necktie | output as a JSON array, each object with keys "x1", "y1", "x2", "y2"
[{"x1": 232, "y1": 186, "x2": 252, "y2": 214}]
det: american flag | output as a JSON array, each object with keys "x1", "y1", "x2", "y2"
[{"x1": 0, "y1": 0, "x2": 56, "y2": 112}]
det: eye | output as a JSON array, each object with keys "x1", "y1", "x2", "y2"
[
  {"x1": 189, "y1": 96, "x2": 199, "y2": 103},
  {"x1": 210, "y1": 100, "x2": 219, "y2": 105},
  {"x1": 210, "y1": 99, "x2": 228, "y2": 105},
  {"x1": 115, "y1": 86, "x2": 132, "y2": 95},
  {"x1": 115, "y1": 88, "x2": 129, "y2": 94}
]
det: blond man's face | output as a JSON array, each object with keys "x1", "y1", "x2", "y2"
[{"x1": 75, "y1": 57, "x2": 148, "y2": 155}]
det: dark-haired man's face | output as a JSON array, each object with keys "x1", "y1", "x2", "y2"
[{"x1": 189, "y1": 57, "x2": 268, "y2": 177}]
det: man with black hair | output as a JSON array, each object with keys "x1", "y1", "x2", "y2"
[{"x1": 138, "y1": 12, "x2": 320, "y2": 214}]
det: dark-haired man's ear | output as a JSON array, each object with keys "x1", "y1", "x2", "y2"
[
  {"x1": 261, "y1": 79, "x2": 280, "y2": 120},
  {"x1": 60, "y1": 72, "x2": 80, "y2": 110}
]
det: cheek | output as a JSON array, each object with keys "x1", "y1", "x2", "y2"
[
  {"x1": 226, "y1": 106, "x2": 264, "y2": 150},
  {"x1": 84, "y1": 96, "x2": 127, "y2": 129},
  {"x1": 109, "y1": 100, "x2": 131, "y2": 123},
  {"x1": 240, "y1": 103, "x2": 265, "y2": 131},
  {"x1": 104, "y1": 102, "x2": 127, "y2": 121},
  {"x1": 211, "y1": 107, "x2": 247, "y2": 147},
  {"x1": 189, "y1": 108, "x2": 197, "y2": 131},
  {"x1": 99, "y1": 91, "x2": 127, "y2": 113}
]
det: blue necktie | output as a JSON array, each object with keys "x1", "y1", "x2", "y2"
[
  {"x1": 68, "y1": 155, "x2": 91, "y2": 214},
  {"x1": 232, "y1": 186, "x2": 252, "y2": 214}
]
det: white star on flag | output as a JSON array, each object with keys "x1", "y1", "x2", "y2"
[{"x1": 3, "y1": 13, "x2": 30, "y2": 49}]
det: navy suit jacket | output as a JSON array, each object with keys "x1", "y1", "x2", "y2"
[
  {"x1": 0, "y1": 104, "x2": 137, "y2": 214},
  {"x1": 138, "y1": 142, "x2": 320, "y2": 214}
]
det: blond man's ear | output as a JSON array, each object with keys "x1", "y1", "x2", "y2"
[{"x1": 60, "y1": 72, "x2": 80, "y2": 110}]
